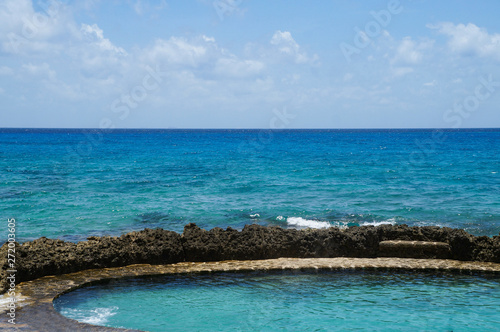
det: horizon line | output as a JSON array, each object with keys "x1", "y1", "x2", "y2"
[{"x1": 1, "y1": 127, "x2": 499, "y2": 131}]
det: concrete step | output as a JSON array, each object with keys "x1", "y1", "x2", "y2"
[{"x1": 379, "y1": 240, "x2": 451, "y2": 259}]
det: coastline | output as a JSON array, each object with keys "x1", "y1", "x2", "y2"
[
  {"x1": 2, "y1": 223, "x2": 499, "y2": 295},
  {"x1": 1, "y1": 223, "x2": 500, "y2": 330}
]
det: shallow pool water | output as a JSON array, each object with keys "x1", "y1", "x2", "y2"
[{"x1": 54, "y1": 270, "x2": 500, "y2": 331}]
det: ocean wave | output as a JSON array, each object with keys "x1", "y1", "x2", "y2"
[
  {"x1": 359, "y1": 218, "x2": 397, "y2": 227},
  {"x1": 284, "y1": 216, "x2": 400, "y2": 230},
  {"x1": 286, "y1": 217, "x2": 332, "y2": 229}
]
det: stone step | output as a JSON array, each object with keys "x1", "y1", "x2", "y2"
[{"x1": 379, "y1": 240, "x2": 451, "y2": 259}]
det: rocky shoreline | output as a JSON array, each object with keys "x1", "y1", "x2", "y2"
[{"x1": 1, "y1": 223, "x2": 500, "y2": 294}]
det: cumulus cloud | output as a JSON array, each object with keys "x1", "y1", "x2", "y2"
[
  {"x1": 270, "y1": 30, "x2": 318, "y2": 64},
  {"x1": 0, "y1": 2, "x2": 326, "y2": 127},
  {"x1": 140, "y1": 35, "x2": 265, "y2": 80},
  {"x1": 429, "y1": 22, "x2": 500, "y2": 60},
  {"x1": 141, "y1": 37, "x2": 209, "y2": 67},
  {"x1": 0, "y1": 0, "x2": 71, "y2": 54},
  {"x1": 80, "y1": 24, "x2": 127, "y2": 56},
  {"x1": 0, "y1": 0, "x2": 32, "y2": 31},
  {"x1": 77, "y1": 23, "x2": 129, "y2": 79}
]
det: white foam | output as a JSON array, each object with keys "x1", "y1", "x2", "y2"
[
  {"x1": 331, "y1": 221, "x2": 349, "y2": 230},
  {"x1": 250, "y1": 214, "x2": 260, "y2": 218},
  {"x1": 276, "y1": 215, "x2": 286, "y2": 221},
  {"x1": 360, "y1": 218, "x2": 397, "y2": 227},
  {"x1": 61, "y1": 307, "x2": 118, "y2": 326},
  {"x1": 287, "y1": 217, "x2": 331, "y2": 229}
]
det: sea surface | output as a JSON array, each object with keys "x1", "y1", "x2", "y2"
[
  {"x1": 54, "y1": 270, "x2": 500, "y2": 331},
  {"x1": 1, "y1": 128, "x2": 499, "y2": 242}
]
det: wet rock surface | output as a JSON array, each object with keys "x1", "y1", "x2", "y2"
[{"x1": 1, "y1": 224, "x2": 500, "y2": 294}]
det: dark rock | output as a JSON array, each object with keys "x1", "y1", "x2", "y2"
[
  {"x1": 379, "y1": 240, "x2": 451, "y2": 259},
  {"x1": 0, "y1": 228, "x2": 183, "y2": 294}
]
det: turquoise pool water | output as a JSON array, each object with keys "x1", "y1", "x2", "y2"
[{"x1": 54, "y1": 270, "x2": 500, "y2": 331}]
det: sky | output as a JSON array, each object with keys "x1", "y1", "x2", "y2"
[{"x1": 1, "y1": 0, "x2": 500, "y2": 129}]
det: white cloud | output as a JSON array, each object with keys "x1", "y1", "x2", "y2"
[
  {"x1": 142, "y1": 37, "x2": 209, "y2": 67},
  {"x1": 76, "y1": 23, "x2": 128, "y2": 80},
  {"x1": 202, "y1": 35, "x2": 215, "y2": 43},
  {"x1": 270, "y1": 30, "x2": 318, "y2": 64},
  {"x1": 22, "y1": 62, "x2": 56, "y2": 81},
  {"x1": 0, "y1": 0, "x2": 36, "y2": 33},
  {"x1": 391, "y1": 37, "x2": 433, "y2": 65},
  {"x1": 429, "y1": 22, "x2": 500, "y2": 61},
  {"x1": 0, "y1": 0, "x2": 72, "y2": 54},
  {"x1": 80, "y1": 24, "x2": 127, "y2": 56},
  {"x1": 0, "y1": 3, "x2": 327, "y2": 127},
  {"x1": 423, "y1": 80, "x2": 436, "y2": 87},
  {"x1": 271, "y1": 31, "x2": 298, "y2": 52},
  {"x1": 141, "y1": 35, "x2": 264, "y2": 79}
]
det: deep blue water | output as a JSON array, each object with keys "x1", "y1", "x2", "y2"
[
  {"x1": 54, "y1": 270, "x2": 500, "y2": 331},
  {"x1": 1, "y1": 128, "x2": 499, "y2": 241}
]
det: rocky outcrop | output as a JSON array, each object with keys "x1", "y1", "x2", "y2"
[
  {"x1": 181, "y1": 224, "x2": 381, "y2": 261},
  {"x1": 1, "y1": 224, "x2": 499, "y2": 294},
  {"x1": 0, "y1": 228, "x2": 183, "y2": 295}
]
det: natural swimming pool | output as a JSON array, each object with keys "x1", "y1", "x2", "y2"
[{"x1": 54, "y1": 270, "x2": 500, "y2": 331}]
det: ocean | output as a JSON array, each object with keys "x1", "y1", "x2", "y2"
[{"x1": 1, "y1": 128, "x2": 499, "y2": 242}]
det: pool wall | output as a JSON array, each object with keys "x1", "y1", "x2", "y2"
[{"x1": 1, "y1": 223, "x2": 499, "y2": 294}]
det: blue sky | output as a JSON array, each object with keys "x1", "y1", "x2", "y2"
[{"x1": 1, "y1": 0, "x2": 500, "y2": 128}]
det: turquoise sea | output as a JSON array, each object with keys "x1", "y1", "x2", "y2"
[
  {"x1": 1, "y1": 128, "x2": 499, "y2": 241},
  {"x1": 4, "y1": 128, "x2": 500, "y2": 330}
]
